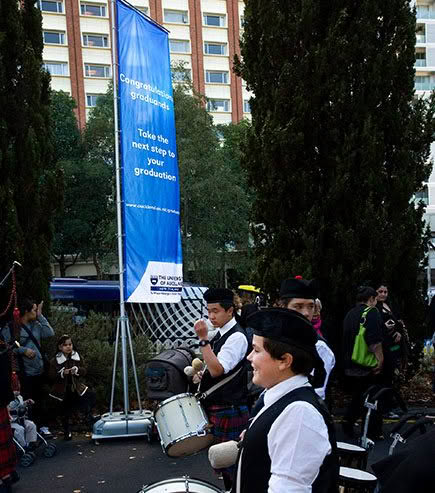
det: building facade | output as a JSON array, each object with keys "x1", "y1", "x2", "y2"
[
  {"x1": 39, "y1": 0, "x2": 250, "y2": 127},
  {"x1": 415, "y1": 1, "x2": 435, "y2": 284}
]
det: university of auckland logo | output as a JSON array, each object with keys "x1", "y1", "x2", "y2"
[{"x1": 150, "y1": 275, "x2": 158, "y2": 286}]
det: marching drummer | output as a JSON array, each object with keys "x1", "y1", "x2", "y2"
[
  {"x1": 232, "y1": 308, "x2": 339, "y2": 493},
  {"x1": 194, "y1": 288, "x2": 250, "y2": 492}
]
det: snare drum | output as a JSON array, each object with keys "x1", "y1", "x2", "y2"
[
  {"x1": 155, "y1": 393, "x2": 214, "y2": 457},
  {"x1": 337, "y1": 441, "x2": 368, "y2": 470},
  {"x1": 138, "y1": 476, "x2": 223, "y2": 493},
  {"x1": 338, "y1": 466, "x2": 377, "y2": 493}
]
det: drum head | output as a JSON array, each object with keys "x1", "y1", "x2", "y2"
[
  {"x1": 139, "y1": 477, "x2": 223, "y2": 493},
  {"x1": 337, "y1": 442, "x2": 366, "y2": 453},
  {"x1": 339, "y1": 466, "x2": 377, "y2": 485}
]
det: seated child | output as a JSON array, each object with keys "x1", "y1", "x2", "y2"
[
  {"x1": 49, "y1": 335, "x2": 96, "y2": 440},
  {"x1": 8, "y1": 392, "x2": 37, "y2": 450}
]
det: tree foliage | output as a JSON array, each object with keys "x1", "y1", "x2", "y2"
[
  {"x1": 236, "y1": 0, "x2": 435, "y2": 332},
  {"x1": 0, "y1": 0, "x2": 61, "y2": 313},
  {"x1": 51, "y1": 90, "x2": 115, "y2": 278},
  {"x1": 173, "y1": 80, "x2": 252, "y2": 286}
]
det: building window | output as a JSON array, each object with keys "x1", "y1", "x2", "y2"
[
  {"x1": 169, "y1": 39, "x2": 190, "y2": 53},
  {"x1": 415, "y1": 75, "x2": 433, "y2": 91},
  {"x1": 205, "y1": 70, "x2": 229, "y2": 84},
  {"x1": 164, "y1": 9, "x2": 188, "y2": 24},
  {"x1": 83, "y1": 33, "x2": 109, "y2": 48},
  {"x1": 207, "y1": 99, "x2": 230, "y2": 112},
  {"x1": 204, "y1": 42, "x2": 227, "y2": 56},
  {"x1": 39, "y1": 0, "x2": 63, "y2": 13},
  {"x1": 84, "y1": 64, "x2": 111, "y2": 78},
  {"x1": 416, "y1": 24, "x2": 426, "y2": 43},
  {"x1": 43, "y1": 61, "x2": 68, "y2": 76},
  {"x1": 43, "y1": 31, "x2": 65, "y2": 44},
  {"x1": 172, "y1": 68, "x2": 191, "y2": 82},
  {"x1": 86, "y1": 94, "x2": 103, "y2": 107},
  {"x1": 80, "y1": 3, "x2": 106, "y2": 17},
  {"x1": 135, "y1": 6, "x2": 148, "y2": 15},
  {"x1": 240, "y1": 15, "x2": 245, "y2": 27},
  {"x1": 243, "y1": 100, "x2": 251, "y2": 113},
  {"x1": 203, "y1": 13, "x2": 226, "y2": 27},
  {"x1": 415, "y1": 50, "x2": 426, "y2": 67}
]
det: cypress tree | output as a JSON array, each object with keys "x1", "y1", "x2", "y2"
[
  {"x1": 0, "y1": 0, "x2": 61, "y2": 313},
  {"x1": 236, "y1": 1, "x2": 435, "y2": 334}
]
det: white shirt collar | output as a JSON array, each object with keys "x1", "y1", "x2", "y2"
[
  {"x1": 263, "y1": 374, "x2": 311, "y2": 410},
  {"x1": 217, "y1": 317, "x2": 237, "y2": 336}
]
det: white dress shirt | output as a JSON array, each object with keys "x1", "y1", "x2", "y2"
[
  {"x1": 314, "y1": 340, "x2": 336, "y2": 400},
  {"x1": 252, "y1": 374, "x2": 331, "y2": 493},
  {"x1": 213, "y1": 318, "x2": 248, "y2": 374}
]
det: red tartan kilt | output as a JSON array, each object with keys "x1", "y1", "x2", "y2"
[{"x1": 0, "y1": 407, "x2": 17, "y2": 477}]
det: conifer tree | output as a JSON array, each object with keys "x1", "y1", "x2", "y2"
[
  {"x1": 237, "y1": 1, "x2": 435, "y2": 332},
  {"x1": 0, "y1": 0, "x2": 61, "y2": 313}
]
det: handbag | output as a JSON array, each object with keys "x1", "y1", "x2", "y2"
[{"x1": 351, "y1": 306, "x2": 378, "y2": 368}]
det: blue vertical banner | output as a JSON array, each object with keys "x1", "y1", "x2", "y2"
[{"x1": 116, "y1": 0, "x2": 183, "y2": 303}]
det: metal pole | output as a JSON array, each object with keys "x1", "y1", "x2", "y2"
[{"x1": 111, "y1": 0, "x2": 129, "y2": 417}]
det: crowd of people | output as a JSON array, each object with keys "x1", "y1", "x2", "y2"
[
  {"x1": 0, "y1": 278, "x2": 432, "y2": 492},
  {"x1": 0, "y1": 299, "x2": 96, "y2": 493}
]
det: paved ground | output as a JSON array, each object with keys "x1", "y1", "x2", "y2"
[{"x1": 12, "y1": 406, "x2": 435, "y2": 493}]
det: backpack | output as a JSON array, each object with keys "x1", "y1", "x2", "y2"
[{"x1": 145, "y1": 347, "x2": 195, "y2": 401}]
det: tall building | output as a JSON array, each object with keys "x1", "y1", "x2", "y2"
[
  {"x1": 39, "y1": 0, "x2": 250, "y2": 127},
  {"x1": 415, "y1": 0, "x2": 435, "y2": 284}
]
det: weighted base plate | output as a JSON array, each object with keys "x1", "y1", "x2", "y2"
[{"x1": 92, "y1": 410, "x2": 154, "y2": 440}]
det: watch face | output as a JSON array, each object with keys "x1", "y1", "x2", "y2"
[{"x1": 199, "y1": 340, "x2": 210, "y2": 347}]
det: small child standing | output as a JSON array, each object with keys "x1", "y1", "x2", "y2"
[
  {"x1": 8, "y1": 393, "x2": 37, "y2": 450},
  {"x1": 49, "y1": 335, "x2": 96, "y2": 440}
]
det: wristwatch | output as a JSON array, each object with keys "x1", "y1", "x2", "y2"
[{"x1": 199, "y1": 339, "x2": 210, "y2": 347}]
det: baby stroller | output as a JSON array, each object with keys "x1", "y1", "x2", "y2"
[{"x1": 11, "y1": 400, "x2": 57, "y2": 467}]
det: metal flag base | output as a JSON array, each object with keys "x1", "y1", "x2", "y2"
[
  {"x1": 92, "y1": 410, "x2": 154, "y2": 441},
  {"x1": 95, "y1": 314, "x2": 153, "y2": 441}
]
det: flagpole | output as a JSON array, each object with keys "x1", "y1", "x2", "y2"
[{"x1": 91, "y1": 0, "x2": 152, "y2": 441}]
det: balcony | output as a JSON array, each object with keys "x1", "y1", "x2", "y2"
[
  {"x1": 416, "y1": 34, "x2": 426, "y2": 43},
  {"x1": 415, "y1": 58, "x2": 427, "y2": 66}
]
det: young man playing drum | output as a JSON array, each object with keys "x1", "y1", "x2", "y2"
[
  {"x1": 232, "y1": 308, "x2": 339, "y2": 493},
  {"x1": 194, "y1": 288, "x2": 249, "y2": 491}
]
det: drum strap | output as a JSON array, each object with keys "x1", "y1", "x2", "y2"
[{"x1": 197, "y1": 366, "x2": 243, "y2": 400}]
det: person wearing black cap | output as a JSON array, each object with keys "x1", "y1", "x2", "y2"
[
  {"x1": 278, "y1": 277, "x2": 335, "y2": 401},
  {"x1": 194, "y1": 288, "x2": 249, "y2": 491},
  {"x1": 232, "y1": 308, "x2": 339, "y2": 493}
]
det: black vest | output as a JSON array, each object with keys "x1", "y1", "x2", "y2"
[
  {"x1": 233, "y1": 386, "x2": 339, "y2": 493},
  {"x1": 200, "y1": 323, "x2": 248, "y2": 406}
]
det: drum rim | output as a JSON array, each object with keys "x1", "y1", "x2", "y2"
[
  {"x1": 336, "y1": 441, "x2": 367, "y2": 453},
  {"x1": 165, "y1": 429, "x2": 214, "y2": 452},
  {"x1": 339, "y1": 466, "x2": 377, "y2": 481},
  {"x1": 141, "y1": 476, "x2": 222, "y2": 492},
  {"x1": 155, "y1": 392, "x2": 195, "y2": 411}
]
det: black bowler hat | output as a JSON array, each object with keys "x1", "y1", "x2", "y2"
[
  {"x1": 247, "y1": 308, "x2": 323, "y2": 367},
  {"x1": 279, "y1": 276, "x2": 318, "y2": 300},
  {"x1": 203, "y1": 288, "x2": 234, "y2": 304}
]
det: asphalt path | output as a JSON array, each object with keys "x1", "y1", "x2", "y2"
[{"x1": 12, "y1": 408, "x2": 435, "y2": 493}]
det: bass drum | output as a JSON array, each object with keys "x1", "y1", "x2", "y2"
[{"x1": 138, "y1": 476, "x2": 223, "y2": 493}]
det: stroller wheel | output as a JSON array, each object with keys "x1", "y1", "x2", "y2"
[
  {"x1": 21, "y1": 452, "x2": 35, "y2": 467},
  {"x1": 43, "y1": 443, "x2": 57, "y2": 458}
]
